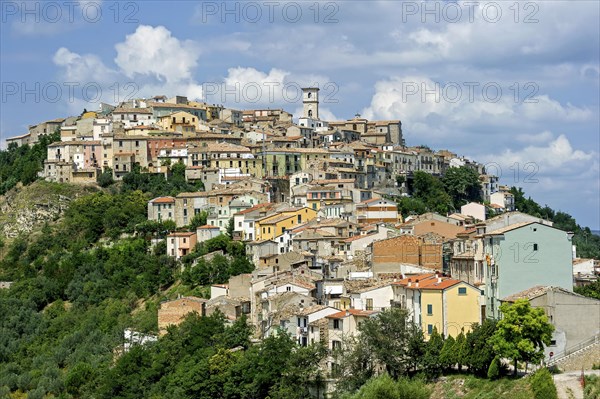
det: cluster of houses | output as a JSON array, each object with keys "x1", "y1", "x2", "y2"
[
  {"x1": 12, "y1": 89, "x2": 510, "y2": 215},
  {"x1": 157, "y1": 193, "x2": 600, "y2": 379},
  {"x1": 7, "y1": 90, "x2": 598, "y2": 382}
]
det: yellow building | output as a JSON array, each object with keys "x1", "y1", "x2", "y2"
[
  {"x1": 418, "y1": 278, "x2": 481, "y2": 339},
  {"x1": 255, "y1": 207, "x2": 317, "y2": 240},
  {"x1": 157, "y1": 111, "x2": 199, "y2": 136}
]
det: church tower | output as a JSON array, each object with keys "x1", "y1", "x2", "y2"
[{"x1": 302, "y1": 87, "x2": 319, "y2": 120}]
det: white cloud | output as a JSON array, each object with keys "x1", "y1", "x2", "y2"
[
  {"x1": 53, "y1": 47, "x2": 118, "y2": 83},
  {"x1": 217, "y1": 66, "x2": 332, "y2": 109},
  {"x1": 52, "y1": 25, "x2": 205, "y2": 110},
  {"x1": 115, "y1": 25, "x2": 200, "y2": 84},
  {"x1": 361, "y1": 75, "x2": 593, "y2": 146}
]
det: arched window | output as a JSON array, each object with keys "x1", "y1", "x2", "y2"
[
  {"x1": 308, "y1": 110, "x2": 313, "y2": 117},
  {"x1": 307, "y1": 92, "x2": 312, "y2": 98}
]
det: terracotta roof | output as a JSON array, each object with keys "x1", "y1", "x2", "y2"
[
  {"x1": 112, "y1": 107, "x2": 153, "y2": 114},
  {"x1": 418, "y1": 279, "x2": 461, "y2": 290},
  {"x1": 326, "y1": 309, "x2": 377, "y2": 319},
  {"x1": 150, "y1": 196, "x2": 175, "y2": 204},
  {"x1": 167, "y1": 231, "x2": 196, "y2": 237},
  {"x1": 197, "y1": 224, "x2": 220, "y2": 229},
  {"x1": 235, "y1": 202, "x2": 273, "y2": 215}
]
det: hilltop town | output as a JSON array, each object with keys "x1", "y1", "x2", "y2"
[{"x1": 3, "y1": 89, "x2": 600, "y2": 397}]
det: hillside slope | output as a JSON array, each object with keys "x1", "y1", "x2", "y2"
[{"x1": 0, "y1": 181, "x2": 98, "y2": 241}]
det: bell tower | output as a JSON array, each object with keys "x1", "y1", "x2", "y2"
[{"x1": 302, "y1": 87, "x2": 319, "y2": 120}]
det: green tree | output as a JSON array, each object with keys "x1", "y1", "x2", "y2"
[
  {"x1": 226, "y1": 217, "x2": 234, "y2": 238},
  {"x1": 574, "y1": 279, "x2": 600, "y2": 300},
  {"x1": 442, "y1": 166, "x2": 482, "y2": 208},
  {"x1": 411, "y1": 171, "x2": 454, "y2": 214},
  {"x1": 438, "y1": 335, "x2": 456, "y2": 372},
  {"x1": 530, "y1": 367, "x2": 558, "y2": 399},
  {"x1": 465, "y1": 320, "x2": 498, "y2": 376},
  {"x1": 422, "y1": 327, "x2": 444, "y2": 379},
  {"x1": 358, "y1": 308, "x2": 423, "y2": 378},
  {"x1": 188, "y1": 211, "x2": 209, "y2": 230},
  {"x1": 490, "y1": 299, "x2": 554, "y2": 375},
  {"x1": 97, "y1": 168, "x2": 115, "y2": 187},
  {"x1": 487, "y1": 356, "x2": 500, "y2": 380}
]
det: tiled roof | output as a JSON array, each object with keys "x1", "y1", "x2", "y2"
[
  {"x1": 235, "y1": 202, "x2": 273, "y2": 215},
  {"x1": 344, "y1": 233, "x2": 377, "y2": 243},
  {"x1": 197, "y1": 225, "x2": 220, "y2": 229},
  {"x1": 112, "y1": 107, "x2": 153, "y2": 114},
  {"x1": 167, "y1": 231, "x2": 196, "y2": 237},
  {"x1": 326, "y1": 309, "x2": 377, "y2": 319},
  {"x1": 484, "y1": 221, "x2": 535, "y2": 236},
  {"x1": 150, "y1": 196, "x2": 175, "y2": 204}
]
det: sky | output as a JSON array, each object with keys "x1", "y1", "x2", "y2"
[{"x1": 1, "y1": 0, "x2": 598, "y2": 229}]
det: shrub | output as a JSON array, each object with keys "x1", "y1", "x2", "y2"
[
  {"x1": 487, "y1": 356, "x2": 500, "y2": 380},
  {"x1": 584, "y1": 374, "x2": 600, "y2": 399},
  {"x1": 346, "y1": 374, "x2": 431, "y2": 399},
  {"x1": 530, "y1": 368, "x2": 558, "y2": 399}
]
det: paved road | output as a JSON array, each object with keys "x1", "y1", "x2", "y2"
[{"x1": 553, "y1": 370, "x2": 600, "y2": 399}]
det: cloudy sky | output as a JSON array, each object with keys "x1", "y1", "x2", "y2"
[{"x1": 1, "y1": 1, "x2": 598, "y2": 229}]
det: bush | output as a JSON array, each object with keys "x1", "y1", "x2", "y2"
[
  {"x1": 344, "y1": 374, "x2": 431, "y2": 399},
  {"x1": 487, "y1": 356, "x2": 500, "y2": 380},
  {"x1": 530, "y1": 368, "x2": 558, "y2": 399},
  {"x1": 584, "y1": 374, "x2": 600, "y2": 399}
]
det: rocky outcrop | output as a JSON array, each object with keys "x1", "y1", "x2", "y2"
[{"x1": 0, "y1": 181, "x2": 98, "y2": 239}]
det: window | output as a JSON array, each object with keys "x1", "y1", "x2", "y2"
[
  {"x1": 427, "y1": 304, "x2": 433, "y2": 315},
  {"x1": 333, "y1": 319, "x2": 341, "y2": 330},
  {"x1": 427, "y1": 324, "x2": 433, "y2": 335},
  {"x1": 366, "y1": 298, "x2": 373, "y2": 311},
  {"x1": 533, "y1": 243, "x2": 538, "y2": 251},
  {"x1": 332, "y1": 340, "x2": 341, "y2": 350},
  {"x1": 286, "y1": 286, "x2": 291, "y2": 292},
  {"x1": 458, "y1": 287, "x2": 467, "y2": 295}
]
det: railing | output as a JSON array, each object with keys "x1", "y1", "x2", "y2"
[{"x1": 547, "y1": 333, "x2": 600, "y2": 365}]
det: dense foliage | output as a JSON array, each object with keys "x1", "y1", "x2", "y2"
[
  {"x1": 0, "y1": 130, "x2": 61, "y2": 194},
  {"x1": 584, "y1": 374, "x2": 600, "y2": 399},
  {"x1": 529, "y1": 368, "x2": 558, "y2": 399},
  {"x1": 119, "y1": 162, "x2": 204, "y2": 198},
  {"x1": 0, "y1": 188, "x2": 209, "y2": 398},
  {"x1": 575, "y1": 280, "x2": 600, "y2": 300},
  {"x1": 98, "y1": 313, "x2": 326, "y2": 399},
  {"x1": 339, "y1": 374, "x2": 431, "y2": 399},
  {"x1": 397, "y1": 167, "x2": 486, "y2": 216},
  {"x1": 490, "y1": 300, "x2": 554, "y2": 375},
  {"x1": 335, "y1": 310, "x2": 502, "y2": 396},
  {"x1": 180, "y1": 235, "x2": 254, "y2": 286}
]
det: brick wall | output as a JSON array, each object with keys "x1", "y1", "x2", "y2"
[
  {"x1": 158, "y1": 297, "x2": 205, "y2": 335},
  {"x1": 372, "y1": 235, "x2": 443, "y2": 271}
]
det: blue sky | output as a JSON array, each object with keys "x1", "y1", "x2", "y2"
[{"x1": 1, "y1": 1, "x2": 599, "y2": 229}]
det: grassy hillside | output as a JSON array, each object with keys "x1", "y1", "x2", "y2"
[{"x1": 430, "y1": 375, "x2": 533, "y2": 399}]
